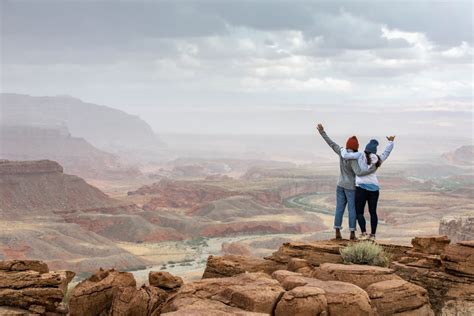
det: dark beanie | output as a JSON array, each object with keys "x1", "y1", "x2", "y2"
[
  {"x1": 365, "y1": 139, "x2": 379, "y2": 154},
  {"x1": 346, "y1": 136, "x2": 359, "y2": 151}
]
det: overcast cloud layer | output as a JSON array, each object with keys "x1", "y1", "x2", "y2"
[{"x1": 1, "y1": 0, "x2": 473, "y2": 136}]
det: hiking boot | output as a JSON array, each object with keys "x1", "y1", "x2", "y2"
[
  {"x1": 350, "y1": 231, "x2": 357, "y2": 241},
  {"x1": 335, "y1": 228, "x2": 342, "y2": 240},
  {"x1": 359, "y1": 232, "x2": 368, "y2": 240}
]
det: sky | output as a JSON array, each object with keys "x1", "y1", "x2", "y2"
[{"x1": 1, "y1": 0, "x2": 473, "y2": 136}]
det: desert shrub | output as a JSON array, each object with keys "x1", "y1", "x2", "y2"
[{"x1": 340, "y1": 241, "x2": 391, "y2": 267}]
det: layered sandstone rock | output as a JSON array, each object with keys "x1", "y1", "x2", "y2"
[
  {"x1": 0, "y1": 260, "x2": 74, "y2": 315},
  {"x1": 68, "y1": 268, "x2": 136, "y2": 316},
  {"x1": 202, "y1": 255, "x2": 286, "y2": 279},
  {"x1": 277, "y1": 274, "x2": 374, "y2": 316},
  {"x1": 311, "y1": 263, "x2": 401, "y2": 289},
  {"x1": 161, "y1": 273, "x2": 285, "y2": 315},
  {"x1": 266, "y1": 240, "x2": 346, "y2": 266},
  {"x1": 366, "y1": 279, "x2": 433, "y2": 315},
  {"x1": 0, "y1": 160, "x2": 63, "y2": 175},
  {"x1": 441, "y1": 241, "x2": 474, "y2": 277},
  {"x1": 268, "y1": 240, "x2": 412, "y2": 267},
  {"x1": 390, "y1": 237, "x2": 474, "y2": 315},
  {"x1": 412, "y1": 236, "x2": 450, "y2": 255},
  {"x1": 205, "y1": 237, "x2": 474, "y2": 315},
  {"x1": 274, "y1": 286, "x2": 327, "y2": 316}
]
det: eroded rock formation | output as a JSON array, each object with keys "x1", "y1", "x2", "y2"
[
  {"x1": 0, "y1": 260, "x2": 74, "y2": 315},
  {"x1": 1, "y1": 236, "x2": 471, "y2": 315},
  {"x1": 204, "y1": 236, "x2": 472, "y2": 315}
]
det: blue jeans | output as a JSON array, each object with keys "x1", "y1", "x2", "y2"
[{"x1": 334, "y1": 186, "x2": 356, "y2": 231}]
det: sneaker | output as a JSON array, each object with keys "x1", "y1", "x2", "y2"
[
  {"x1": 359, "y1": 232, "x2": 368, "y2": 240},
  {"x1": 369, "y1": 234, "x2": 376, "y2": 241}
]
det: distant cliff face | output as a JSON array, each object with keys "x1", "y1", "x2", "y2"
[
  {"x1": 0, "y1": 126, "x2": 140, "y2": 179},
  {"x1": 442, "y1": 145, "x2": 474, "y2": 166},
  {"x1": 440, "y1": 215, "x2": 474, "y2": 242},
  {"x1": 0, "y1": 93, "x2": 162, "y2": 152}
]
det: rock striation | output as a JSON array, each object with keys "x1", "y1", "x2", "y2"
[{"x1": 0, "y1": 260, "x2": 74, "y2": 315}]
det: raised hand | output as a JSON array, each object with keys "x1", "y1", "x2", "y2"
[
  {"x1": 386, "y1": 135, "x2": 396, "y2": 141},
  {"x1": 317, "y1": 123, "x2": 324, "y2": 132}
]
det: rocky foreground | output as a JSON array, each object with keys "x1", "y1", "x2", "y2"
[{"x1": 0, "y1": 236, "x2": 472, "y2": 315}]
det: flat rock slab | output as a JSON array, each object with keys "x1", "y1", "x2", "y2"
[
  {"x1": 312, "y1": 263, "x2": 401, "y2": 289},
  {"x1": 267, "y1": 241, "x2": 347, "y2": 266},
  {"x1": 202, "y1": 255, "x2": 286, "y2": 279}
]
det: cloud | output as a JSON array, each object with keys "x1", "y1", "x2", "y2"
[
  {"x1": 381, "y1": 27, "x2": 433, "y2": 51},
  {"x1": 441, "y1": 41, "x2": 473, "y2": 58},
  {"x1": 1, "y1": 0, "x2": 472, "y2": 138}
]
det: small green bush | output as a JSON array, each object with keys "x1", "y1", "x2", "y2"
[{"x1": 340, "y1": 241, "x2": 391, "y2": 267}]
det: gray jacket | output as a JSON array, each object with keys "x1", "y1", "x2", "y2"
[{"x1": 319, "y1": 130, "x2": 376, "y2": 190}]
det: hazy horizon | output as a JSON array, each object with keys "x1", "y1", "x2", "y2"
[{"x1": 1, "y1": 0, "x2": 473, "y2": 138}]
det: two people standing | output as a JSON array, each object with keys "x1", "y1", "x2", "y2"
[{"x1": 317, "y1": 123, "x2": 395, "y2": 240}]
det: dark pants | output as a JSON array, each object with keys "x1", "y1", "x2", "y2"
[{"x1": 355, "y1": 186, "x2": 380, "y2": 234}]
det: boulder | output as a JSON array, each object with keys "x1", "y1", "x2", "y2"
[
  {"x1": 161, "y1": 272, "x2": 284, "y2": 315},
  {"x1": 411, "y1": 236, "x2": 450, "y2": 255},
  {"x1": 202, "y1": 255, "x2": 286, "y2": 279},
  {"x1": 366, "y1": 279, "x2": 433, "y2": 315},
  {"x1": 109, "y1": 285, "x2": 168, "y2": 316},
  {"x1": 441, "y1": 241, "x2": 474, "y2": 277},
  {"x1": 149, "y1": 271, "x2": 183, "y2": 290},
  {"x1": 274, "y1": 286, "x2": 327, "y2": 316},
  {"x1": 68, "y1": 268, "x2": 136, "y2": 316},
  {"x1": 279, "y1": 276, "x2": 373, "y2": 316},
  {"x1": 0, "y1": 260, "x2": 74, "y2": 313}
]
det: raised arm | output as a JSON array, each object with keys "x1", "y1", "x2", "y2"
[
  {"x1": 351, "y1": 159, "x2": 377, "y2": 176},
  {"x1": 317, "y1": 124, "x2": 341, "y2": 155},
  {"x1": 380, "y1": 136, "x2": 395, "y2": 162}
]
